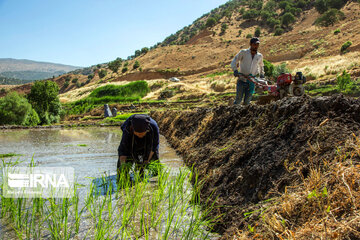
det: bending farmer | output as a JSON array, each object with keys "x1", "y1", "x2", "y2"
[
  {"x1": 117, "y1": 114, "x2": 160, "y2": 176},
  {"x1": 231, "y1": 37, "x2": 265, "y2": 105}
]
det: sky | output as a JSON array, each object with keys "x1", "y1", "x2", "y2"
[{"x1": 0, "y1": 0, "x2": 228, "y2": 67}]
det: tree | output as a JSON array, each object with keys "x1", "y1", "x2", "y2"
[
  {"x1": 0, "y1": 92, "x2": 39, "y2": 126},
  {"x1": 315, "y1": 9, "x2": 345, "y2": 26},
  {"x1": 220, "y1": 23, "x2": 228, "y2": 35},
  {"x1": 281, "y1": 12, "x2": 295, "y2": 27},
  {"x1": 315, "y1": 0, "x2": 328, "y2": 13},
  {"x1": 255, "y1": 27, "x2": 261, "y2": 37},
  {"x1": 99, "y1": 69, "x2": 107, "y2": 78},
  {"x1": 263, "y1": 60, "x2": 274, "y2": 77},
  {"x1": 206, "y1": 17, "x2": 217, "y2": 28},
  {"x1": 108, "y1": 58, "x2": 122, "y2": 73},
  {"x1": 133, "y1": 61, "x2": 140, "y2": 69},
  {"x1": 27, "y1": 80, "x2": 61, "y2": 125},
  {"x1": 134, "y1": 50, "x2": 141, "y2": 57},
  {"x1": 141, "y1": 47, "x2": 149, "y2": 55}
]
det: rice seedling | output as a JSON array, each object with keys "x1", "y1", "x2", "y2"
[{"x1": 0, "y1": 158, "x2": 219, "y2": 239}]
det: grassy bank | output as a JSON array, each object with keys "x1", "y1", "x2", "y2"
[{"x1": 64, "y1": 81, "x2": 150, "y2": 115}]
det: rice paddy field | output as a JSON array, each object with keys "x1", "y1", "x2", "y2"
[{"x1": 0, "y1": 127, "x2": 219, "y2": 239}]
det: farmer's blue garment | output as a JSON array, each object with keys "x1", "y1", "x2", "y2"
[{"x1": 117, "y1": 115, "x2": 159, "y2": 159}]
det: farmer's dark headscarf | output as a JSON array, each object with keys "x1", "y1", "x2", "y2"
[{"x1": 131, "y1": 114, "x2": 150, "y2": 132}]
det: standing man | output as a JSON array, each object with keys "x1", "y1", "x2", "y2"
[
  {"x1": 117, "y1": 114, "x2": 160, "y2": 176},
  {"x1": 231, "y1": 37, "x2": 265, "y2": 105}
]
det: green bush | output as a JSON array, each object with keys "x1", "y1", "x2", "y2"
[
  {"x1": 141, "y1": 47, "x2": 149, "y2": 55},
  {"x1": 341, "y1": 41, "x2": 352, "y2": 52},
  {"x1": 88, "y1": 74, "x2": 94, "y2": 80},
  {"x1": 273, "y1": 63, "x2": 291, "y2": 77},
  {"x1": 122, "y1": 67, "x2": 128, "y2": 73},
  {"x1": 246, "y1": 33, "x2": 253, "y2": 38},
  {"x1": 206, "y1": 17, "x2": 217, "y2": 28},
  {"x1": 337, "y1": 70, "x2": 351, "y2": 90},
  {"x1": 220, "y1": 23, "x2": 228, "y2": 35},
  {"x1": 99, "y1": 69, "x2": 107, "y2": 78},
  {"x1": 76, "y1": 82, "x2": 81, "y2": 88},
  {"x1": 263, "y1": 60, "x2": 275, "y2": 77},
  {"x1": 133, "y1": 61, "x2": 140, "y2": 69},
  {"x1": 315, "y1": 0, "x2": 328, "y2": 13},
  {"x1": 334, "y1": 28, "x2": 341, "y2": 35},
  {"x1": 315, "y1": 9, "x2": 345, "y2": 26},
  {"x1": 63, "y1": 81, "x2": 69, "y2": 88},
  {"x1": 108, "y1": 58, "x2": 122, "y2": 72},
  {"x1": 274, "y1": 28, "x2": 284, "y2": 36},
  {"x1": 238, "y1": 30, "x2": 242, "y2": 36},
  {"x1": 239, "y1": 7, "x2": 245, "y2": 15},
  {"x1": 0, "y1": 92, "x2": 40, "y2": 126},
  {"x1": 281, "y1": 12, "x2": 295, "y2": 27},
  {"x1": 71, "y1": 78, "x2": 78, "y2": 83},
  {"x1": 328, "y1": 0, "x2": 347, "y2": 9},
  {"x1": 27, "y1": 80, "x2": 61, "y2": 125},
  {"x1": 254, "y1": 27, "x2": 261, "y2": 37},
  {"x1": 267, "y1": 17, "x2": 281, "y2": 29},
  {"x1": 243, "y1": 9, "x2": 259, "y2": 20},
  {"x1": 23, "y1": 108, "x2": 40, "y2": 126}
]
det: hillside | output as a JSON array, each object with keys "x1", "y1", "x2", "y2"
[
  {"x1": 1, "y1": 1, "x2": 360, "y2": 102},
  {"x1": 0, "y1": 58, "x2": 81, "y2": 81}
]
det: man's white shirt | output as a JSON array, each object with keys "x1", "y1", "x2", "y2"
[{"x1": 231, "y1": 48, "x2": 265, "y2": 77}]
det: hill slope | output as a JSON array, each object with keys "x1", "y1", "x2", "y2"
[{"x1": 0, "y1": 58, "x2": 81, "y2": 81}]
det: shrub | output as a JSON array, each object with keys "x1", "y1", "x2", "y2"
[
  {"x1": 239, "y1": 7, "x2": 245, "y2": 15},
  {"x1": 315, "y1": 9, "x2": 345, "y2": 26},
  {"x1": 315, "y1": 0, "x2": 328, "y2": 13},
  {"x1": 141, "y1": 47, "x2": 149, "y2": 55},
  {"x1": 341, "y1": 41, "x2": 352, "y2": 52},
  {"x1": 267, "y1": 17, "x2": 281, "y2": 29},
  {"x1": 23, "y1": 108, "x2": 40, "y2": 126},
  {"x1": 63, "y1": 81, "x2": 69, "y2": 88},
  {"x1": 27, "y1": 80, "x2": 61, "y2": 125},
  {"x1": 76, "y1": 82, "x2": 81, "y2": 88},
  {"x1": 124, "y1": 62, "x2": 129, "y2": 67},
  {"x1": 88, "y1": 74, "x2": 94, "y2": 80},
  {"x1": 273, "y1": 62, "x2": 291, "y2": 77},
  {"x1": 281, "y1": 12, "x2": 296, "y2": 27},
  {"x1": 99, "y1": 69, "x2": 107, "y2": 78},
  {"x1": 263, "y1": 60, "x2": 275, "y2": 77},
  {"x1": 337, "y1": 70, "x2": 351, "y2": 90},
  {"x1": 254, "y1": 27, "x2": 261, "y2": 37},
  {"x1": 274, "y1": 28, "x2": 284, "y2": 36},
  {"x1": 206, "y1": 17, "x2": 217, "y2": 28},
  {"x1": 122, "y1": 67, "x2": 128, "y2": 73},
  {"x1": 133, "y1": 61, "x2": 140, "y2": 69},
  {"x1": 134, "y1": 50, "x2": 141, "y2": 57},
  {"x1": 71, "y1": 78, "x2": 78, "y2": 83},
  {"x1": 108, "y1": 58, "x2": 122, "y2": 72},
  {"x1": 0, "y1": 88, "x2": 6, "y2": 94},
  {"x1": 243, "y1": 9, "x2": 259, "y2": 20},
  {"x1": 334, "y1": 28, "x2": 341, "y2": 34},
  {"x1": 0, "y1": 92, "x2": 40, "y2": 126},
  {"x1": 238, "y1": 30, "x2": 242, "y2": 36},
  {"x1": 246, "y1": 33, "x2": 253, "y2": 38},
  {"x1": 220, "y1": 23, "x2": 228, "y2": 35},
  {"x1": 328, "y1": 0, "x2": 347, "y2": 9}
]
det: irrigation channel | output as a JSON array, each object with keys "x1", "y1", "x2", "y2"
[{"x1": 0, "y1": 127, "x2": 219, "y2": 239}]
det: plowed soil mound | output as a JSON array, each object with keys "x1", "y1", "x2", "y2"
[{"x1": 151, "y1": 95, "x2": 360, "y2": 237}]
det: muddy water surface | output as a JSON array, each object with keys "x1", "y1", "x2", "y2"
[{"x1": 0, "y1": 127, "x2": 183, "y2": 189}]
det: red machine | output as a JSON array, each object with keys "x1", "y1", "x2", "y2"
[{"x1": 238, "y1": 72, "x2": 306, "y2": 104}]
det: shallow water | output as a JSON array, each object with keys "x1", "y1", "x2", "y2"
[
  {"x1": 0, "y1": 127, "x2": 219, "y2": 239},
  {"x1": 0, "y1": 127, "x2": 183, "y2": 191}
]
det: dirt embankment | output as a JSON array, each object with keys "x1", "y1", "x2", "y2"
[{"x1": 151, "y1": 95, "x2": 360, "y2": 238}]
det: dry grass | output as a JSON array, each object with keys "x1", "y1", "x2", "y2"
[{"x1": 232, "y1": 133, "x2": 360, "y2": 240}]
